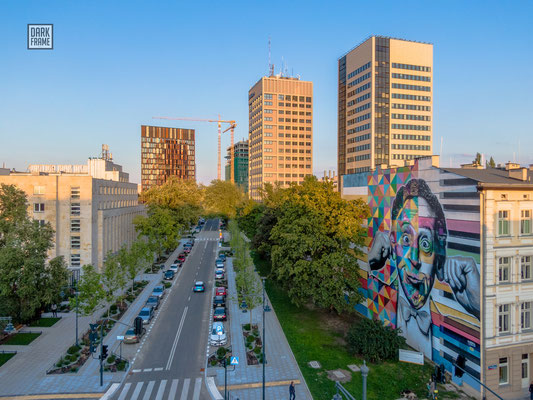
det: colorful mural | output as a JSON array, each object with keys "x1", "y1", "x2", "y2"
[{"x1": 357, "y1": 162, "x2": 481, "y2": 389}]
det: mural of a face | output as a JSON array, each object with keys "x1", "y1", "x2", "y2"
[{"x1": 390, "y1": 196, "x2": 438, "y2": 309}]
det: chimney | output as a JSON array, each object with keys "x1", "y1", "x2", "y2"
[
  {"x1": 509, "y1": 167, "x2": 528, "y2": 182},
  {"x1": 529, "y1": 164, "x2": 533, "y2": 171},
  {"x1": 505, "y1": 162, "x2": 521, "y2": 171}
]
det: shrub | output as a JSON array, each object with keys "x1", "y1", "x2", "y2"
[
  {"x1": 107, "y1": 355, "x2": 116, "y2": 364},
  {"x1": 346, "y1": 318, "x2": 406, "y2": 363},
  {"x1": 246, "y1": 335, "x2": 255, "y2": 344},
  {"x1": 67, "y1": 345, "x2": 81, "y2": 354},
  {"x1": 216, "y1": 347, "x2": 227, "y2": 359},
  {"x1": 210, "y1": 359, "x2": 218, "y2": 366},
  {"x1": 56, "y1": 358, "x2": 64, "y2": 368},
  {"x1": 117, "y1": 361, "x2": 126, "y2": 371},
  {"x1": 110, "y1": 305, "x2": 118, "y2": 314},
  {"x1": 252, "y1": 330, "x2": 259, "y2": 337},
  {"x1": 247, "y1": 343, "x2": 253, "y2": 350},
  {"x1": 70, "y1": 367, "x2": 78, "y2": 373},
  {"x1": 253, "y1": 346, "x2": 261, "y2": 355},
  {"x1": 243, "y1": 323, "x2": 251, "y2": 331}
]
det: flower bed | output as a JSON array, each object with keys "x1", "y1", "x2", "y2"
[
  {"x1": 207, "y1": 346, "x2": 233, "y2": 368},
  {"x1": 103, "y1": 354, "x2": 128, "y2": 372},
  {"x1": 242, "y1": 324, "x2": 263, "y2": 365}
]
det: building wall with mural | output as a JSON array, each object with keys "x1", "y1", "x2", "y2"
[{"x1": 354, "y1": 157, "x2": 481, "y2": 391}]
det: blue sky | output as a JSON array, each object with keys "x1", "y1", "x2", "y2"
[{"x1": 1, "y1": 1, "x2": 532, "y2": 184}]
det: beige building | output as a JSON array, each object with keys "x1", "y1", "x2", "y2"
[
  {"x1": 0, "y1": 151, "x2": 144, "y2": 274},
  {"x1": 338, "y1": 36, "x2": 433, "y2": 180},
  {"x1": 248, "y1": 75, "x2": 313, "y2": 200}
]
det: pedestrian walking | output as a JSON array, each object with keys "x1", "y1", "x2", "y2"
[
  {"x1": 51, "y1": 303, "x2": 58, "y2": 318},
  {"x1": 289, "y1": 381, "x2": 295, "y2": 400},
  {"x1": 529, "y1": 380, "x2": 533, "y2": 400}
]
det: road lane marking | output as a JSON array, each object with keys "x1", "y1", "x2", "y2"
[
  {"x1": 143, "y1": 368, "x2": 153, "y2": 372},
  {"x1": 132, "y1": 369, "x2": 141, "y2": 373},
  {"x1": 192, "y1": 377, "x2": 202, "y2": 400},
  {"x1": 180, "y1": 378, "x2": 190, "y2": 399},
  {"x1": 168, "y1": 379, "x2": 179, "y2": 400},
  {"x1": 154, "y1": 367, "x2": 163, "y2": 371},
  {"x1": 130, "y1": 381, "x2": 144, "y2": 400},
  {"x1": 155, "y1": 379, "x2": 167, "y2": 400},
  {"x1": 166, "y1": 305, "x2": 189, "y2": 370},
  {"x1": 116, "y1": 382, "x2": 131, "y2": 400},
  {"x1": 142, "y1": 380, "x2": 155, "y2": 400}
]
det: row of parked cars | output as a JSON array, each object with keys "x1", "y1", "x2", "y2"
[{"x1": 211, "y1": 252, "x2": 228, "y2": 346}]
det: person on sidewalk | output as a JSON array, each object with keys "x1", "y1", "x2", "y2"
[
  {"x1": 51, "y1": 303, "x2": 58, "y2": 318},
  {"x1": 289, "y1": 381, "x2": 296, "y2": 400},
  {"x1": 529, "y1": 380, "x2": 533, "y2": 400}
]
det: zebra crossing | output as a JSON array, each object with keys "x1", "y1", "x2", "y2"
[
  {"x1": 114, "y1": 377, "x2": 203, "y2": 400},
  {"x1": 194, "y1": 238, "x2": 219, "y2": 241}
]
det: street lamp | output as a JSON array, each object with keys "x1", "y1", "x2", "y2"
[
  {"x1": 361, "y1": 360, "x2": 369, "y2": 400},
  {"x1": 262, "y1": 277, "x2": 266, "y2": 400}
]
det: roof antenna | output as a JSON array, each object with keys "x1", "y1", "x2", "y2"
[{"x1": 268, "y1": 37, "x2": 274, "y2": 77}]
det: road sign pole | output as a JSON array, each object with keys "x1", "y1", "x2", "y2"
[
  {"x1": 100, "y1": 320, "x2": 104, "y2": 386},
  {"x1": 224, "y1": 358, "x2": 227, "y2": 400},
  {"x1": 262, "y1": 278, "x2": 266, "y2": 400}
]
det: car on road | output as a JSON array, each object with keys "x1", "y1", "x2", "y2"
[
  {"x1": 177, "y1": 255, "x2": 186, "y2": 263},
  {"x1": 124, "y1": 327, "x2": 144, "y2": 344},
  {"x1": 216, "y1": 260, "x2": 224, "y2": 269},
  {"x1": 152, "y1": 285, "x2": 165, "y2": 298},
  {"x1": 138, "y1": 307, "x2": 153, "y2": 324},
  {"x1": 218, "y1": 253, "x2": 226, "y2": 262},
  {"x1": 193, "y1": 281, "x2": 205, "y2": 292},
  {"x1": 215, "y1": 270, "x2": 224, "y2": 280},
  {"x1": 164, "y1": 270, "x2": 175, "y2": 280},
  {"x1": 213, "y1": 295, "x2": 226, "y2": 308},
  {"x1": 213, "y1": 306, "x2": 227, "y2": 321},
  {"x1": 169, "y1": 264, "x2": 179, "y2": 273},
  {"x1": 145, "y1": 296, "x2": 160, "y2": 310},
  {"x1": 215, "y1": 287, "x2": 227, "y2": 297},
  {"x1": 216, "y1": 257, "x2": 225, "y2": 265},
  {"x1": 184, "y1": 247, "x2": 191, "y2": 254},
  {"x1": 209, "y1": 322, "x2": 227, "y2": 346}
]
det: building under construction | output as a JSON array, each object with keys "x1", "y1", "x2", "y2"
[{"x1": 225, "y1": 140, "x2": 249, "y2": 194}]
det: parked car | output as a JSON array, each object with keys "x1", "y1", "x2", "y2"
[
  {"x1": 215, "y1": 287, "x2": 227, "y2": 297},
  {"x1": 177, "y1": 255, "x2": 186, "y2": 263},
  {"x1": 216, "y1": 257, "x2": 225, "y2": 265},
  {"x1": 215, "y1": 261, "x2": 225, "y2": 269},
  {"x1": 209, "y1": 322, "x2": 227, "y2": 346},
  {"x1": 124, "y1": 327, "x2": 144, "y2": 344},
  {"x1": 184, "y1": 247, "x2": 191, "y2": 254},
  {"x1": 213, "y1": 306, "x2": 227, "y2": 321},
  {"x1": 218, "y1": 253, "x2": 226, "y2": 261},
  {"x1": 164, "y1": 270, "x2": 175, "y2": 280},
  {"x1": 145, "y1": 296, "x2": 160, "y2": 310},
  {"x1": 152, "y1": 285, "x2": 165, "y2": 298},
  {"x1": 193, "y1": 281, "x2": 205, "y2": 292},
  {"x1": 215, "y1": 270, "x2": 224, "y2": 280},
  {"x1": 138, "y1": 307, "x2": 153, "y2": 324},
  {"x1": 179, "y1": 252, "x2": 187, "y2": 258},
  {"x1": 213, "y1": 295, "x2": 226, "y2": 308},
  {"x1": 169, "y1": 264, "x2": 179, "y2": 273}
]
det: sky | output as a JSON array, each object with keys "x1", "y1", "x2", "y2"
[{"x1": 1, "y1": 1, "x2": 532, "y2": 185}]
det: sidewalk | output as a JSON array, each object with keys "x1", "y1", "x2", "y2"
[
  {"x1": 0, "y1": 243, "x2": 184, "y2": 397},
  {"x1": 211, "y1": 253, "x2": 313, "y2": 400}
]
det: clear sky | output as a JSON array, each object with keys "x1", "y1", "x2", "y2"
[{"x1": 1, "y1": 1, "x2": 532, "y2": 184}]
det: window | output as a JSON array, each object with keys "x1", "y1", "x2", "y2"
[
  {"x1": 71, "y1": 203, "x2": 81, "y2": 216},
  {"x1": 522, "y1": 302, "x2": 532, "y2": 330},
  {"x1": 278, "y1": 94, "x2": 284, "y2": 100},
  {"x1": 71, "y1": 186, "x2": 80, "y2": 199},
  {"x1": 523, "y1": 354, "x2": 529, "y2": 381},
  {"x1": 522, "y1": 256, "x2": 532, "y2": 280},
  {"x1": 264, "y1": 94, "x2": 273, "y2": 100},
  {"x1": 264, "y1": 109, "x2": 273, "y2": 113},
  {"x1": 35, "y1": 219, "x2": 46, "y2": 227},
  {"x1": 521, "y1": 210, "x2": 532, "y2": 235},
  {"x1": 498, "y1": 210, "x2": 510, "y2": 236},
  {"x1": 391, "y1": 83, "x2": 431, "y2": 92},
  {"x1": 34, "y1": 203, "x2": 45, "y2": 212},
  {"x1": 498, "y1": 257, "x2": 510, "y2": 282},
  {"x1": 71, "y1": 219, "x2": 81, "y2": 232},
  {"x1": 70, "y1": 236, "x2": 81, "y2": 249},
  {"x1": 70, "y1": 253, "x2": 81, "y2": 267},
  {"x1": 499, "y1": 358, "x2": 508, "y2": 385},
  {"x1": 499, "y1": 304, "x2": 510, "y2": 333},
  {"x1": 33, "y1": 186, "x2": 45, "y2": 195},
  {"x1": 264, "y1": 101, "x2": 272, "y2": 106}
]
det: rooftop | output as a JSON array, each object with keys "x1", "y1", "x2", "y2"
[
  {"x1": 442, "y1": 165, "x2": 533, "y2": 186},
  {"x1": 339, "y1": 35, "x2": 433, "y2": 59}
]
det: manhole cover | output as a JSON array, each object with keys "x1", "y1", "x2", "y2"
[{"x1": 308, "y1": 361, "x2": 321, "y2": 369}]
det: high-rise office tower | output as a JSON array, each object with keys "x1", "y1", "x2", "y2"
[
  {"x1": 141, "y1": 125, "x2": 195, "y2": 192},
  {"x1": 248, "y1": 75, "x2": 313, "y2": 200},
  {"x1": 225, "y1": 140, "x2": 249, "y2": 195},
  {"x1": 338, "y1": 36, "x2": 433, "y2": 177}
]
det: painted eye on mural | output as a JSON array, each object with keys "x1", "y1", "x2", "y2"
[
  {"x1": 419, "y1": 236, "x2": 433, "y2": 253},
  {"x1": 401, "y1": 233, "x2": 411, "y2": 246}
]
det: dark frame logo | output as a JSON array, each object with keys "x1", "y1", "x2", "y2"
[{"x1": 27, "y1": 24, "x2": 53, "y2": 50}]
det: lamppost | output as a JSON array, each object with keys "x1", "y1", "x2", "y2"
[
  {"x1": 262, "y1": 277, "x2": 266, "y2": 400},
  {"x1": 69, "y1": 272, "x2": 79, "y2": 347},
  {"x1": 361, "y1": 360, "x2": 369, "y2": 400}
]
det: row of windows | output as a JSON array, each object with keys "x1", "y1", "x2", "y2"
[
  {"x1": 277, "y1": 118, "x2": 312, "y2": 123},
  {"x1": 356, "y1": 154, "x2": 371, "y2": 161},
  {"x1": 392, "y1": 103, "x2": 431, "y2": 111},
  {"x1": 348, "y1": 72, "x2": 371, "y2": 88},
  {"x1": 346, "y1": 92, "x2": 372, "y2": 107},
  {"x1": 276, "y1": 126, "x2": 312, "y2": 131},
  {"x1": 355, "y1": 102, "x2": 371, "y2": 113},
  {"x1": 347, "y1": 113, "x2": 371, "y2": 125},
  {"x1": 279, "y1": 110, "x2": 312, "y2": 116},
  {"x1": 347, "y1": 62, "x2": 371, "y2": 80},
  {"x1": 498, "y1": 255, "x2": 532, "y2": 282},
  {"x1": 277, "y1": 149, "x2": 312, "y2": 154},
  {"x1": 392, "y1": 123, "x2": 431, "y2": 131},
  {"x1": 392, "y1": 93, "x2": 431, "y2": 102},
  {"x1": 271, "y1": 94, "x2": 312, "y2": 102},
  {"x1": 392, "y1": 144, "x2": 430, "y2": 151},
  {"x1": 391, "y1": 154, "x2": 420, "y2": 160},
  {"x1": 278, "y1": 103, "x2": 312, "y2": 108},
  {"x1": 392, "y1": 114, "x2": 431, "y2": 121},
  {"x1": 271, "y1": 164, "x2": 312, "y2": 169},
  {"x1": 348, "y1": 123, "x2": 371, "y2": 134},
  {"x1": 498, "y1": 210, "x2": 533, "y2": 236},
  {"x1": 392, "y1": 134, "x2": 431, "y2": 141},
  {"x1": 392, "y1": 73, "x2": 431, "y2": 82},
  {"x1": 392, "y1": 83, "x2": 431, "y2": 92},
  {"x1": 356, "y1": 82, "x2": 371, "y2": 94},
  {"x1": 392, "y1": 62, "x2": 431, "y2": 72},
  {"x1": 498, "y1": 302, "x2": 532, "y2": 335}
]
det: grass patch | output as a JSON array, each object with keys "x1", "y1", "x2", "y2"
[
  {"x1": 265, "y1": 279, "x2": 434, "y2": 400},
  {"x1": 29, "y1": 317, "x2": 61, "y2": 327},
  {"x1": 3, "y1": 332, "x2": 41, "y2": 345},
  {"x1": 0, "y1": 353, "x2": 16, "y2": 367}
]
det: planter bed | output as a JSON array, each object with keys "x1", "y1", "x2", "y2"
[
  {"x1": 1, "y1": 332, "x2": 41, "y2": 345},
  {"x1": 29, "y1": 317, "x2": 61, "y2": 327},
  {"x1": 242, "y1": 324, "x2": 263, "y2": 365},
  {"x1": 0, "y1": 351, "x2": 16, "y2": 368},
  {"x1": 207, "y1": 346, "x2": 233, "y2": 368}
]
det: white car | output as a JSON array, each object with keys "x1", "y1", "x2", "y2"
[
  {"x1": 169, "y1": 264, "x2": 179, "y2": 273},
  {"x1": 210, "y1": 322, "x2": 227, "y2": 346}
]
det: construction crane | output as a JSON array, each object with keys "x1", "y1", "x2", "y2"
[{"x1": 152, "y1": 116, "x2": 237, "y2": 182}]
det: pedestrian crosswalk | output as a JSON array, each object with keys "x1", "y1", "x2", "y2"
[
  {"x1": 114, "y1": 378, "x2": 203, "y2": 400},
  {"x1": 195, "y1": 238, "x2": 219, "y2": 241}
]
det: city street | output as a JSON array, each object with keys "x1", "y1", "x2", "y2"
[{"x1": 111, "y1": 219, "x2": 219, "y2": 400}]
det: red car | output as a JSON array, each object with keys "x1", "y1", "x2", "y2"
[
  {"x1": 177, "y1": 255, "x2": 186, "y2": 263},
  {"x1": 215, "y1": 287, "x2": 227, "y2": 297}
]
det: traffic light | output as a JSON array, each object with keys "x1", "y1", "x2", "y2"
[
  {"x1": 454, "y1": 354, "x2": 466, "y2": 378},
  {"x1": 101, "y1": 345, "x2": 108, "y2": 359}
]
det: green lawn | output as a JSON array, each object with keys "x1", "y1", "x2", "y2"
[
  {"x1": 2, "y1": 332, "x2": 41, "y2": 345},
  {"x1": 265, "y1": 280, "x2": 435, "y2": 400},
  {"x1": 0, "y1": 353, "x2": 16, "y2": 367},
  {"x1": 29, "y1": 317, "x2": 61, "y2": 327}
]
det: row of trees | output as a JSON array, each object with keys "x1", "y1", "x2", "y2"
[{"x1": 237, "y1": 176, "x2": 370, "y2": 314}]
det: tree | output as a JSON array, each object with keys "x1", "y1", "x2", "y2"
[
  {"x1": 75, "y1": 264, "x2": 105, "y2": 317},
  {"x1": 269, "y1": 176, "x2": 369, "y2": 313},
  {"x1": 203, "y1": 180, "x2": 244, "y2": 219},
  {"x1": 486, "y1": 156, "x2": 496, "y2": 168},
  {"x1": 134, "y1": 205, "x2": 182, "y2": 258},
  {"x1": 119, "y1": 240, "x2": 152, "y2": 295},
  {"x1": 472, "y1": 152, "x2": 482, "y2": 165},
  {"x1": 236, "y1": 200, "x2": 265, "y2": 241},
  {"x1": 101, "y1": 252, "x2": 125, "y2": 317}
]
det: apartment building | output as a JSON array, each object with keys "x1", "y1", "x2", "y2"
[
  {"x1": 338, "y1": 36, "x2": 433, "y2": 181},
  {"x1": 248, "y1": 75, "x2": 313, "y2": 200},
  {"x1": 225, "y1": 139, "x2": 249, "y2": 195},
  {"x1": 141, "y1": 125, "x2": 195, "y2": 192},
  {"x1": 0, "y1": 154, "x2": 144, "y2": 274},
  {"x1": 340, "y1": 157, "x2": 533, "y2": 399}
]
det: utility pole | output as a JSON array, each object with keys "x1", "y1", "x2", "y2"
[
  {"x1": 99, "y1": 320, "x2": 104, "y2": 386},
  {"x1": 262, "y1": 277, "x2": 266, "y2": 400},
  {"x1": 361, "y1": 361, "x2": 369, "y2": 400}
]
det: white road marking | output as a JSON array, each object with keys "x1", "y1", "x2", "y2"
[
  {"x1": 155, "y1": 379, "x2": 167, "y2": 400},
  {"x1": 116, "y1": 383, "x2": 131, "y2": 400},
  {"x1": 100, "y1": 383, "x2": 120, "y2": 400},
  {"x1": 132, "y1": 369, "x2": 141, "y2": 373},
  {"x1": 130, "y1": 381, "x2": 144, "y2": 400},
  {"x1": 154, "y1": 367, "x2": 163, "y2": 371},
  {"x1": 142, "y1": 380, "x2": 155, "y2": 400},
  {"x1": 168, "y1": 379, "x2": 179, "y2": 399},
  {"x1": 166, "y1": 305, "x2": 189, "y2": 370},
  {"x1": 143, "y1": 368, "x2": 153, "y2": 372},
  {"x1": 180, "y1": 378, "x2": 190, "y2": 400},
  {"x1": 192, "y1": 377, "x2": 202, "y2": 400}
]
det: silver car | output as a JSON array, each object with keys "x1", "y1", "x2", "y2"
[
  {"x1": 138, "y1": 307, "x2": 153, "y2": 325},
  {"x1": 210, "y1": 322, "x2": 227, "y2": 346}
]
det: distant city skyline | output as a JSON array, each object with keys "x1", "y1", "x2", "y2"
[{"x1": 1, "y1": 1, "x2": 532, "y2": 184}]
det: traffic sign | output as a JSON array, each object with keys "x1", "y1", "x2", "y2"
[
  {"x1": 216, "y1": 325, "x2": 223, "y2": 335},
  {"x1": 230, "y1": 356, "x2": 239, "y2": 365},
  {"x1": 117, "y1": 335, "x2": 124, "y2": 340}
]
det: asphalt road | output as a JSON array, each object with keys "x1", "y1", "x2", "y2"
[{"x1": 112, "y1": 219, "x2": 219, "y2": 400}]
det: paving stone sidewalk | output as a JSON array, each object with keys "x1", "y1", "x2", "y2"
[
  {"x1": 212, "y1": 253, "x2": 313, "y2": 400},
  {"x1": 0, "y1": 243, "x2": 185, "y2": 396}
]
